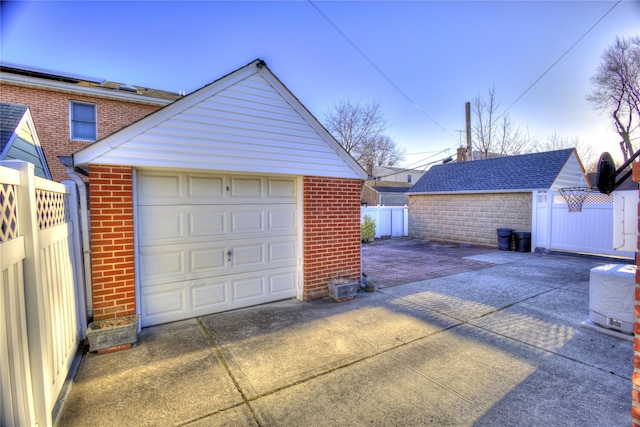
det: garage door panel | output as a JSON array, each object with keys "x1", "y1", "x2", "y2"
[
  {"x1": 269, "y1": 240, "x2": 296, "y2": 262},
  {"x1": 232, "y1": 275, "x2": 266, "y2": 302},
  {"x1": 142, "y1": 283, "x2": 185, "y2": 317},
  {"x1": 231, "y1": 243, "x2": 264, "y2": 268},
  {"x1": 231, "y1": 209, "x2": 264, "y2": 234},
  {"x1": 139, "y1": 247, "x2": 185, "y2": 284},
  {"x1": 189, "y1": 208, "x2": 226, "y2": 237},
  {"x1": 191, "y1": 279, "x2": 228, "y2": 309},
  {"x1": 231, "y1": 176, "x2": 263, "y2": 198},
  {"x1": 138, "y1": 173, "x2": 182, "y2": 204},
  {"x1": 137, "y1": 171, "x2": 298, "y2": 326},
  {"x1": 270, "y1": 271, "x2": 296, "y2": 295},
  {"x1": 138, "y1": 208, "x2": 185, "y2": 243},
  {"x1": 269, "y1": 206, "x2": 296, "y2": 231},
  {"x1": 188, "y1": 175, "x2": 225, "y2": 198},
  {"x1": 191, "y1": 246, "x2": 226, "y2": 273},
  {"x1": 268, "y1": 178, "x2": 296, "y2": 199}
]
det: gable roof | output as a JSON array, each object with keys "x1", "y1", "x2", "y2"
[
  {"x1": 72, "y1": 59, "x2": 367, "y2": 180},
  {"x1": 409, "y1": 148, "x2": 588, "y2": 194},
  {"x1": 0, "y1": 102, "x2": 28, "y2": 150},
  {"x1": 0, "y1": 102, "x2": 51, "y2": 179}
]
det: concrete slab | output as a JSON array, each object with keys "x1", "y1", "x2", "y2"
[
  {"x1": 183, "y1": 404, "x2": 257, "y2": 426},
  {"x1": 464, "y1": 251, "x2": 534, "y2": 264},
  {"x1": 390, "y1": 324, "x2": 631, "y2": 427},
  {"x1": 57, "y1": 241, "x2": 633, "y2": 426},
  {"x1": 57, "y1": 319, "x2": 243, "y2": 427},
  {"x1": 470, "y1": 290, "x2": 633, "y2": 378},
  {"x1": 250, "y1": 351, "x2": 483, "y2": 426},
  {"x1": 379, "y1": 268, "x2": 552, "y2": 322},
  {"x1": 199, "y1": 294, "x2": 462, "y2": 398}
]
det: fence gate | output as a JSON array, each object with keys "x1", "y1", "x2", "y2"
[
  {"x1": 1, "y1": 160, "x2": 86, "y2": 427},
  {"x1": 532, "y1": 189, "x2": 635, "y2": 258}
]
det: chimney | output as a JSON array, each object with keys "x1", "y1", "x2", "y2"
[{"x1": 457, "y1": 147, "x2": 467, "y2": 162}]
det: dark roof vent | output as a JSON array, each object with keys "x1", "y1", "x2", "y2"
[{"x1": 119, "y1": 84, "x2": 138, "y2": 93}]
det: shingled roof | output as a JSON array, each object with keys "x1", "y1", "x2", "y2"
[
  {"x1": 0, "y1": 102, "x2": 28, "y2": 152},
  {"x1": 408, "y1": 148, "x2": 587, "y2": 194}
]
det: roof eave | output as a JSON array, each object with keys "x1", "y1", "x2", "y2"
[
  {"x1": 1, "y1": 73, "x2": 176, "y2": 105},
  {"x1": 408, "y1": 188, "x2": 548, "y2": 196}
]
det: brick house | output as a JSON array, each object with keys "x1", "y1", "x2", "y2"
[
  {"x1": 0, "y1": 62, "x2": 180, "y2": 182},
  {"x1": 69, "y1": 59, "x2": 367, "y2": 327},
  {"x1": 407, "y1": 149, "x2": 590, "y2": 248}
]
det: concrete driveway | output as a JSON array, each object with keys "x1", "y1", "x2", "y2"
[{"x1": 57, "y1": 241, "x2": 633, "y2": 426}]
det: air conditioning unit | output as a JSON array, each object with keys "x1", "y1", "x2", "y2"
[{"x1": 589, "y1": 264, "x2": 635, "y2": 335}]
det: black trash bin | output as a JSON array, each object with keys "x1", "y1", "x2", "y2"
[
  {"x1": 496, "y1": 228, "x2": 513, "y2": 251},
  {"x1": 514, "y1": 231, "x2": 531, "y2": 253}
]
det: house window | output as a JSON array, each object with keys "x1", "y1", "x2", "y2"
[
  {"x1": 70, "y1": 101, "x2": 97, "y2": 141},
  {"x1": 407, "y1": 174, "x2": 412, "y2": 184}
]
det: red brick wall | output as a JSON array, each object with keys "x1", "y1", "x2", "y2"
[
  {"x1": 89, "y1": 164, "x2": 136, "y2": 321},
  {"x1": 0, "y1": 83, "x2": 163, "y2": 182},
  {"x1": 633, "y1": 162, "x2": 640, "y2": 425},
  {"x1": 303, "y1": 176, "x2": 363, "y2": 300}
]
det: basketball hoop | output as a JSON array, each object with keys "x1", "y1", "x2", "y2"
[{"x1": 558, "y1": 187, "x2": 591, "y2": 212}]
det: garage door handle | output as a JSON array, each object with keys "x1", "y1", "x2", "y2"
[{"x1": 227, "y1": 250, "x2": 232, "y2": 261}]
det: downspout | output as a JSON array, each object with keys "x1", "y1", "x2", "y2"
[{"x1": 60, "y1": 157, "x2": 93, "y2": 319}]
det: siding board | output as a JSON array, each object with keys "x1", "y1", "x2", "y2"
[{"x1": 73, "y1": 60, "x2": 365, "y2": 180}]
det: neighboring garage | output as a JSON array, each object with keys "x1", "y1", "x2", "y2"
[
  {"x1": 407, "y1": 149, "x2": 590, "y2": 248},
  {"x1": 70, "y1": 59, "x2": 367, "y2": 327}
]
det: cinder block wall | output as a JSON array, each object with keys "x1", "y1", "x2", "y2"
[
  {"x1": 303, "y1": 176, "x2": 362, "y2": 300},
  {"x1": 632, "y1": 163, "x2": 640, "y2": 425},
  {"x1": 88, "y1": 164, "x2": 136, "y2": 321},
  {"x1": 0, "y1": 83, "x2": 162, "y2": 182},
  {"x1": 408, "y1": 192, "x2": 532, "y2": 248}
]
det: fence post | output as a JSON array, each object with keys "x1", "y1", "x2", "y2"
[
  {"x1": 6, "y1": 160, "x2": 53, "y2": 427},
  {"x1": 545, "y1": 190, "x2": 553, "y2": 252},
  {"x1": 403, "y1": 207, "x2": 408, "y2": 236},
  {"x1": 0, "y1": 163, "x2": 37, "y2": 427}
]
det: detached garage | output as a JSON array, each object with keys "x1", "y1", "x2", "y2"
[
  {"x1": 407, "y1": 149, "x2": 590, "y2": 248},
  {"x1": 70, "y1": 59, "x2": 367, "y2": 327}
]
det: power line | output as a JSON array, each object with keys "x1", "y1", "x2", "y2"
[
  {"x1": 307, "y1": 0, "x2": 449, "y2": 134},
  {"x1": 504, "y1": 0, "x2": 622, "y2": 113}
]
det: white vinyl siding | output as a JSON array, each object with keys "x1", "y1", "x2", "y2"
[
  {"x1": 69, "y1": 101, "x2": 97, "y2": 141},
  {"x1": 74, "y1": 65, "x2": 366, "y2": 179}
]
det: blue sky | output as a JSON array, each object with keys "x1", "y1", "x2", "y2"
[{"x1": 1, "y1": 1, "x2": 639, "y2": 168}]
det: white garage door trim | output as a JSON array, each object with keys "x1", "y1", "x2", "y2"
[{"x1": 134, "y1": 169, "x2": 299, "y2": 327}]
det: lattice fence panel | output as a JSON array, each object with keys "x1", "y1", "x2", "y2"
[
  {"x1": 36, "y1": 189, "x2": 69, "y2": 230},
  {"x1": 1, "y1": 183, "x2": 19, "y2": 242}
]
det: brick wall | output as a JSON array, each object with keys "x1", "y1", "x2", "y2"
[
  {"x1": 303, "y1": 176, "x2": 363, "y2": 300},
  {"x1": 632, "y1": 163, "x2": 640, "y2": 425},
  {"x1": 88, "y1": 164, "x2": 136, "y2": 321},
  {"x1": 0, "y1": 82, "x2": 163, "y2": 182},
  {"x1": 408, "y1": 192, "x2": 532, "y2": 248}
]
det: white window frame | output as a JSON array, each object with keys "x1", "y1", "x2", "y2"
[
  {"x1": 407, "y1": 174, "x2": 412, "y2": 184},
  {"x1": 69, "y1": 101, "x2": 97, "y2": 142}
]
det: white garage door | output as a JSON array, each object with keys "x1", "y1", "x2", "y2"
[{"x1": 136, "y1": 171, "x2": 297, "y2": 327}]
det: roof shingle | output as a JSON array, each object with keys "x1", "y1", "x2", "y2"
[{"x1": 408, "y1": 148, "x2": 576, "y2": 193}]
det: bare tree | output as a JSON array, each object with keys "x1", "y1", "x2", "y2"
[
  {"x1": 534, "y1": 133, "x2": 597, "y2": 172},
  {"x1": 587, "y1": 36, "x2": 640, "y2": 161},
  {"x1": 324, "y1": 99, "x2": 404, "y2": 175},
  {"x1": 472, "y1": 86, "x2": 533, "y2": 158}
]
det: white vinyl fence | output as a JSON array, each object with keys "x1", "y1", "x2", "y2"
[
  {"x1": 1, "y1": 160, "x2": 85, "y2": 427},
  {"x1": 361, "y1": 206, "x2": 408, "y2": 238},
  {"x1": 532, "y1": 189, "x2": 635, "y2": 258}
]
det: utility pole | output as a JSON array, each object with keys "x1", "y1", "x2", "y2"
[{"x1": 465, "y1": 101, "x2": 472, "y2": 161}]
